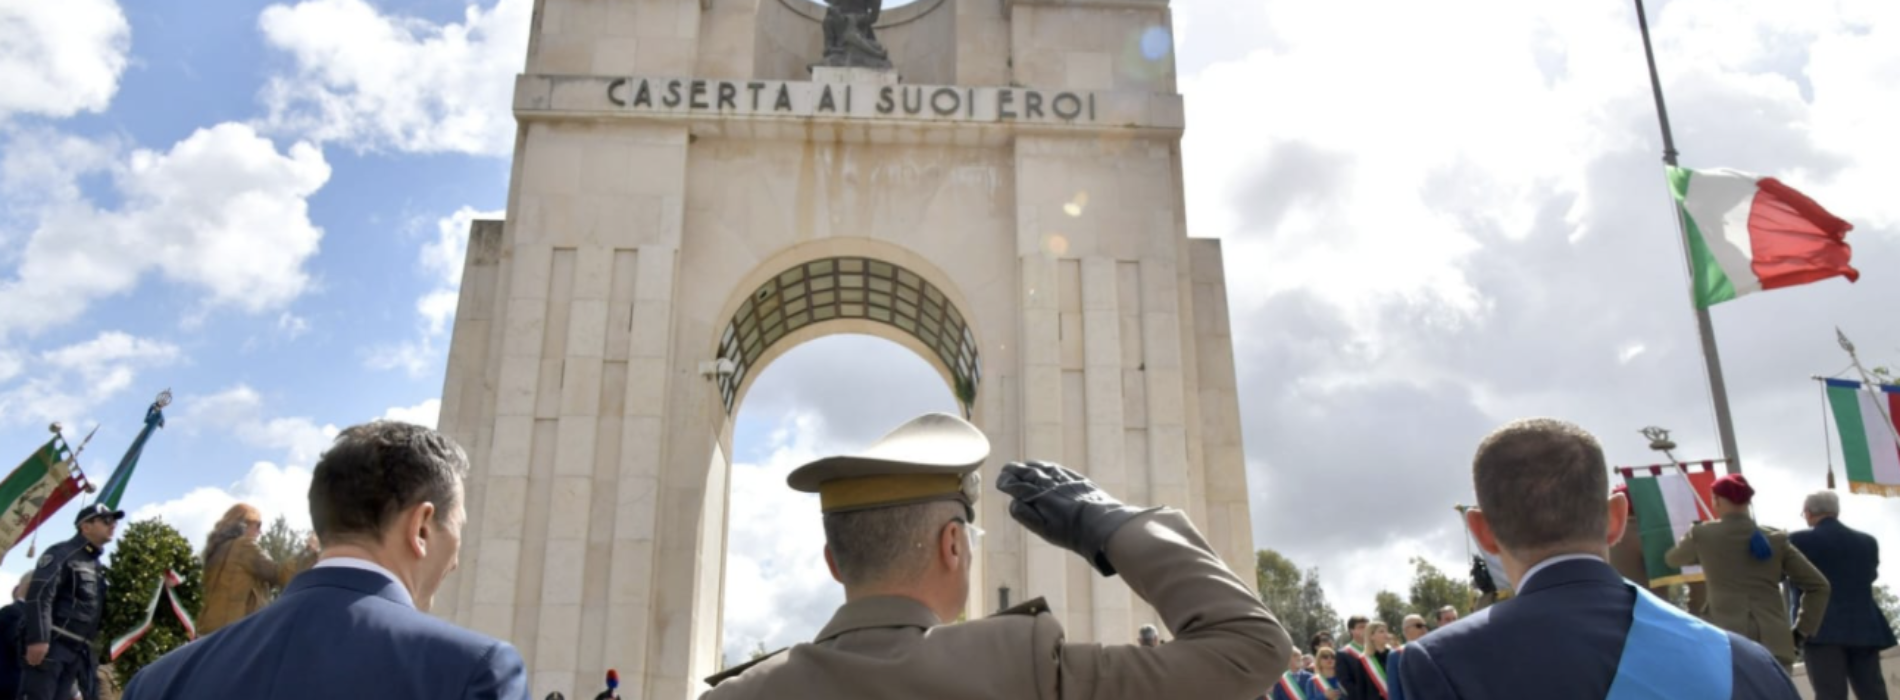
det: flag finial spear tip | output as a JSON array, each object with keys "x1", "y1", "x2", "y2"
[{"x1": 1836, "y1": 327, "x2": 1855, "y2": 353}]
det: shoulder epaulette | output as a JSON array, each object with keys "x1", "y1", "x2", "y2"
[
  {"x1": 702, "y1": 647, "x2": 787, "y2": 687},
  {"x1": 989, "y1": 596, "x2": 1051, "y2": 618}
]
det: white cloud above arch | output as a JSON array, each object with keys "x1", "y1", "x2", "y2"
[
  {"x1": 0, "y1": 0, "x2": 131, "y2": 119},
  {"x1": 257, "y1": 0, "x2": 532, "y2": 156}
]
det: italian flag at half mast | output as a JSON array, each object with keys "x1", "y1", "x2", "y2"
[
  {"x1": 1825, "y1": 379, "x2": 1900, "y2": 497},
  {"x1": 1620, "y1": 462, "x2": 1720, "y2": 587},
  {"x1": 1669, "y1": 167, "x2": 1857, "y2": 308}
]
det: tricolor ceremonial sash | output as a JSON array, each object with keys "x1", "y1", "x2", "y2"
[
  {"x1": 1344, "y1": 643, "x2": 1388, "y2": 698},
  {"x1": 1605, "y1": 583, "x2": 1732, "y2": 699},
  {"x1": 1273, "y1": 671, "x2": 1311, "y2": 700},
  {"x1": 110, "y1": 569, "x2": 197, "y2": 660}
]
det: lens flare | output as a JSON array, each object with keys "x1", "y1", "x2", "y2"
[
  {"x1": 1043, "y1": 233, "x2": 1070, "y2": 256},
  {"x1": 1139, "y1": 26, "x2": 1172, "y2": 62},
  {"x1": 1063, "y1": 191, "x2": 1089, "y2": 217}
]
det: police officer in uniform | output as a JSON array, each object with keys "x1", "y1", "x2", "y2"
[
  {"x1": 701, "y1": 412, "x2": 1290, "y2": 699},
  {"x1": 22, "y1": 503, "x2": 122, "y2": 700}
]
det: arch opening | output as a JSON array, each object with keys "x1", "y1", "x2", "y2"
[{"x1": 717, "y1": 334, "x2": 959, "y2": 667}]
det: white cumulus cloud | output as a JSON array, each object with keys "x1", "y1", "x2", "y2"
[
  {"x1": 0, "y1": 331, "x2": 180, "y2": 428},
  {"x1": 721, "y1": 411, "x2": 843, "y2": 664},
  {"x1": 367, "y1": 205, "x2": 502, "y2": 376},
  {"x1": 0, "y1": 0, "x2": 131, "y2": 119},
  {"x1": 183, "y1": 385, "x2": 340, "y2": 467},
  {"x1": 382, "y1": 398, "x2": 441, "y2": 429},
  {"x1": 0, "y1": 123, "x2": 330, "y2": 339},
  {"x1": 257, "y1": 0, "x2": 532, "y2": 155},
  {"x1": 128, "y1": 460, "x2": 316, "y2": 552}
]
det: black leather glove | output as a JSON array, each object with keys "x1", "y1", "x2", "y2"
[{"x1": 996, "y1": 461, "x2": 1156, "y2": 577}]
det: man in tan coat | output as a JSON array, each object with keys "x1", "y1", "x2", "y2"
[
  {"x1": 1665, "y1": 474, "x2": 1831, "y2": 670},
  {"x1": 702, "y1": 413, "x2": 1290, "y2": 699}
]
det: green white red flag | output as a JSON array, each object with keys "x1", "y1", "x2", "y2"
[
  {"x1": 1825, "y1": 379, "x2": 1900, "y2": 497},
  {"x1": 0, "y1": 436, "x2": 79, "y2": 557},
  {"x1": 1668, "y1": 167, "x2": 1857, "y2": 308},
  {"x1": 1620, "y1": 461, "x2": 1720, "y2": 587},
  {"x1": 110, "y1": 568, "x2": 197, "y2": 660}
]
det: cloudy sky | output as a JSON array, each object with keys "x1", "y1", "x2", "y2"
[{"x1": 1, "y1": 0, "x2": 1896, "y2": 665}]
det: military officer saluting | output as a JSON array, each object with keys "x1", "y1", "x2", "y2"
[
  {"x1": 701, "y1": 412, "x2": 1290, "y2": 699},
  {"x1": 22, "y1": 503, "x2": 123, "y2": 700}
]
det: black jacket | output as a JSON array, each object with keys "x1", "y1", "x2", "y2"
[
  {"x1": 23, "y1": 532, "x2": 108, "y2": 645},
  {"x1": 0, "y1": 599, "x2": 28, "y2": 691}
]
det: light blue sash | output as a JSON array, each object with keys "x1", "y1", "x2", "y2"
[{"x1": 1606, "y1": 583, "x2": 1732, "y2": 700}]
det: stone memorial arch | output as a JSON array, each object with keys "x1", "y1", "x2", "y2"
[{"x1": 433, "y1": 0, "x2": 1255, "y2": 695}]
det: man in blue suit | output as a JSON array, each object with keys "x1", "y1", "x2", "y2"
[
  {"x1": 1396, "y1": 418, "x2": 1798, "y2": 699},
  {"x1": 1790, "y1": 490, "x2": 1895, "y2": 700},
  {"x1": 123, "y1": 421, "x2": 528, "y2": 700}
]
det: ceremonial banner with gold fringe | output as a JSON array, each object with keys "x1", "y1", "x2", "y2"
[
  {"x1": 1824, "y1": 378, "x2": 1900, "y2": 497},
  {"x1": 1619, "y1": 462, "x2": 1721, "y2": 588},
  {"x1": 110, "y1": 569, "x2": 196, "y2": 661},
  {"x1": 0, "y1": 436, "x2": 77, "y2": 556}
]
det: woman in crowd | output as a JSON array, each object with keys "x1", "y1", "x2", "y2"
[
  {"x1": 1313, "y1": 647, "x2": 1345, "y2": 699},
  {"x1": 197, "y1": 503, "x2": 317, "y2": 634},
  {"x1": 1365, "y1": 621, "x2": 1394, "y2": 694}
]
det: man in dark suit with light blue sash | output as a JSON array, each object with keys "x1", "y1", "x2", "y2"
[
  {"x1": 123, "y1": 421, "x2": 528, "y2": 700},
  {"x1": 1791, "y1": 490, "x2": 1894, "y2": 700},
  {"x1": 1395, "y1": 418, "x2": 1798, "y2": 699}
]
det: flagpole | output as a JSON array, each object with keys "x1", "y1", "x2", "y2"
[
  {"x1": 1836, "y1": 329, "x2": 1900, "y2": 450},
  {"x1": 1633, "y1": 0, "x2": 1743, "y2": 475}
]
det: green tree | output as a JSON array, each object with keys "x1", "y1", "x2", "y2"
[
  {"x1": 1876, "y1": 584, "x2": 1899, "y2": 637},
  {"x1": 1405, "y1": 557, "x2": 1473, "y2": 621},
  {"x1": 255, "y1": 515, "x2": 307, "y2": 600},
  {"x1": 1373, "y1": 590, "x2": 1407, "y2": 632},
  {"x1": 1254, "y1": 550, "x2": 1340, "y2": 647},
  {"x1": 103, "y1": 518, "x2": 205, "y2": 688}
]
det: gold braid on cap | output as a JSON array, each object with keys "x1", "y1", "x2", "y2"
[{"x1": 819, "y1": 474, "x2": 970, "y2": 514}]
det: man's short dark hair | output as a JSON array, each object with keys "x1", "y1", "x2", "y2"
[
  {"x1": 1472, "y1": 418, "x2": 1609, "y2": 556},
  {"x1": 1347, "y1": 616, "x2": 1368, "y2": 631},
  {"x1": 1309, "y1": 631, "x2": 1332, "y2": 650},
  {"x1": 310, "y1": 421, "x2": 468, "y2": 542}
]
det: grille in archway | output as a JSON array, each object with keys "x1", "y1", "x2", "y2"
[{"x1": 716, "y1": 257, "x2": 981, "y2": 412}]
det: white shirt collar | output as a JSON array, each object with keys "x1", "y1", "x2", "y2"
[
  {"x1": 1517, "y1": 553, "x2": 1603, "y2": 591},
  {"x1": 313, "y1": 557, "x2": 415, "y2": 608}
]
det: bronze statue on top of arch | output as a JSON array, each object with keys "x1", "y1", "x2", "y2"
[{"x1": 819, "y1": 0, "x2": 892, "y2": 70}]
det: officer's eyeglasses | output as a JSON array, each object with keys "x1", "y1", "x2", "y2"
[{"x1": 949, "y1": 517, "x2": 984, "y2": 547}]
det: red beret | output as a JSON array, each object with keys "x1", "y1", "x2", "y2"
[{"x1": 1711, "y1": 474, "x2": 1754, "y2": 505}]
